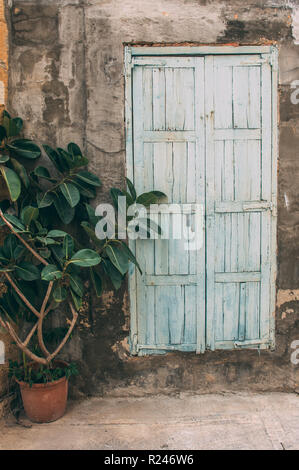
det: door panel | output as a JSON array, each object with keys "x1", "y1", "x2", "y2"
[
  {"x1": 132, "y1": 58, "x2": 205, "y2": 355},
  {"x1": 206, "y1": 54, "x2": 274, "y2": 350}
]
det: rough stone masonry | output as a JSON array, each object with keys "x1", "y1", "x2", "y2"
[{"x1": 0, "y1": 0, "x2": 299, "y2": 399}]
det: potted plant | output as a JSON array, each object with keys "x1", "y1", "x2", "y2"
[{"x1": 0, "y1": 110, "x2": 165, "y2": 423}]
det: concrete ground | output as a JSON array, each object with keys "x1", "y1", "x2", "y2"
[{"x1": 0, "y1": 392, "x2": 299, "y2": 450}]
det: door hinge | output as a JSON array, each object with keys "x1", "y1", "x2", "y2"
[{"x1": 271, "y1": 202, "x2": 277, "y2": 217}]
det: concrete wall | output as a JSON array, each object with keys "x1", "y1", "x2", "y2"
[{"x1": 1, "y1": 0, "x2": 299, "y2": 397}]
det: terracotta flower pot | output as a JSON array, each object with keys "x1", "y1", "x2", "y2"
[{"x1": 15, "y1": 361, "x2": 69, "y2": 423}]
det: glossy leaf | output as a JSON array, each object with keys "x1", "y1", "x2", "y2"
[
  {"x1": 75, "y1": 171, "x2": 101, "y2": 187},
  {"x1": 63, "y1": 234, "x2": 74, "y2": 260},
  {"x1": 110, "y1": 188, "x2": 125, "y2": 210},
  {"x1": 73, "y1": 179, "x2": 96, "y2": 198},
  {"x1": 53, "y1": 193, "x2": 75, "y2": 224},
  {"x1": 0, "y1": 165, "x2": 21, "y2": 201},
  {"x1": 126, "y1": 178, "x2": 137, "y2": 202},
  {"x1": 69, "y1": 249, "x2": 101, "y2": 267},
  {"x1": 43, "y1": 145, "x2": 65, "y2": 173},
  {"x1": 41, "y1": 264, "x2": 63, "y2": 282},
  {"x1": 10, "y1": 158, "x2": 29, "y2": 188},
  {"x1": 53, "y1": 286, "x2": 67, "y2": 303},
  {"x1": 117, "y1": 240, "x2": 142, "y2": 274},
  {"x1": 84, "y1": 203, "x2": 101, "y2": 227},
  {"x1": 90, "y1": 268, "x2": 102, "y2": 298},
  {"x1": 60, "y1": 182, "x2": 80, "y2": 208},
  {"x1": 0, "y1": 214, "x2": 25, "y2": 231},
  {"x1": 0, "y1": 154, "x2": 9, "y2": 163},
  {"x1": 13, "y1": 245, "x2": 26, "y2": 260},
  {"x1": 47, "y1": 230, "x2": 68, "y2": 238},
  {"x1": 34, "y1": 166, "x2": 56, "y2": 183},
  {"x1": 6, "y1": 139, "x2": 41, "y2": 159},
  {"x1": 21, "y1": 206, "x2": 39, "y2": 226},
  {"x1": 105, "y1": 244, "x2": 129, "y2": 276},
  {"x1": 136, "y1": 191, "x2": 167, "y2": 207},
  {"x1": 70, "y1": 289, "x2": 82, "y2": 310},
  {"x1": 49, "y1": 245, "x2": 64, "y2": 269},
  {"x1": 69, "y1": 274, "x2": 83, "y2": 297},
  {"x1": 102, "y1": 258, "x2": 124, "y2": 290},
  {"x1": 81, "y1": 221, "x2": 104, "y2": 246},
  {"x1": 37, "y1": 192, "x2": 54, "y2": 209},
  {"x1": 67, "y1": 142, "x2": 82, "y2": 157},
  {"x1": 3, "y1": 234, "x2": 18, "y2": 259},
  {"x1": 15, "y1": 262, "x2": 40, "y2": 281},
  {"x1": 0, "y1": 126, "x2": 7, "y2": 142},
  {"x1": 3, "y1": 115, "x2": 22, "y2": 138}
]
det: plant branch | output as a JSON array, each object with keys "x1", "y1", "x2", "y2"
[
  {"x1": 23, "y1": 322, "x2": 39, "y2": 347},
  {"x1": 37, "y1": 281, "x2": 54, "y2": 358},
  {"x1": 4, "y1": 272, "x2": 40, "y2": 318},
  {"x1": 0, "y1": 210, "x2": 48, "y2": 266},
  {"x1": 3, "y1": 320, "x2": 48, "y2": 365},
  {"x1": 47, "y1": 299, "x2": 78, "y2": 361}
]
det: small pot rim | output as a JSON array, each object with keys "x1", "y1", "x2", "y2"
[
  {"x1": 15, "y1": 374, "x2": 67, "y2": 390},
  {"x1": 15, "y1": 360, "x2": 69, "y2": 389}
]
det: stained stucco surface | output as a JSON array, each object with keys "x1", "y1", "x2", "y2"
[{"x1": 0, "y1": 0, "x2": 299, "y2": 399}]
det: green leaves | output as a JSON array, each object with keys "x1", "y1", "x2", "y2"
[
  {"x1": 43, "y1": 145, "x2": 65, "y2": 173},
  {"x1": 40, "y1": 142, "x2": 101, "y2": 223},
  {"x1": 43, "y1": 143, "x2": 89, "y2": 173},
  {"x1": 15, "y1": 262, "x2": 40, "y2": 281},
  {"x1": 90, "y1": 268, "x2": 102, "y2": 298},
  {"x1": 10, "y1": 158, "x2": 29, "y2": 189},
  {"x1": 60, "y1": 182, "x2": 80, "y2": 208},
  {"x1": 0, "y1": 126, "x2": 7, "y2": 142},
  {"x1": 63, "y1": 234, "x2": 74, "y2": 260},
  {"x1": 126, "y1": 178, "x2": 137, "y2": 201},
  {"x1": 0, "y1": 113, "x2": 41, "y2": 204},
  {"x1": 47, "y1": 230, "x2": 68, "y2": 238},
  {"x1": 3, "y1": 113, "x2": 23, "y2": 138},
  {"x1": 69, "y1": 273, "x2": 83, "y2": 297},
  {"x1": 75, "y1": 171, "x2": 101, "y2": 187},
  {"x1": 37, "y1": 192, "x2": 54, "y2": 209},
  {"x1": 136, "y1": 191, "x2": 166, "y2": 207},
  {"x1": 53, "y1": 286, "x2": 67, "y2": 303},
  {"x1": 21, "y1": 206, "x2": 39, "y2": 226},
  {"x1": 69, "y1": 249, "x2": 101, "y2": 267},
  {"x1": 105, "y1": 244, "x2": 129, "y2": 276},
  {"x1": 3, "y1": 234, "x2": 18, "y2": 259},
  {"x1": 41, "y1": 265, "x2": 63, "y2": 281},
  {"x1": 53, "y1": 193, "x2": 75, "y2": 224},
  {"x1": 0, "y1": 111, "x2": 167, "y2": 343},
  {"x1": 6, "y1": 139, "x2": 41, "y2": 160},
  {"x1": 0, "y1": 154, "x2": 9, "y2": 164},
  {"x1": 0, "y1": 214, "x2": 25, "y2": 231},
  {"x1": 34, "y1": 166, "x2": 57, "y2": 183},
  {"x1": 0, "y1": 165, "x2": 21, "y2": 201},
  {"x1": 104, "y1": 241, "x2": 142, "y2": 276}
]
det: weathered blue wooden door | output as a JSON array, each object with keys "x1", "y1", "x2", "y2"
[
  {"x1": 125, "y1": 47, "x2": 277, "y2": 355},
  {"x1": 205, "y1": 53, "x2": 277, "y2": 350},
  {"x1": 129, "y1": 56, "x2": 206, "y2": 355}
]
